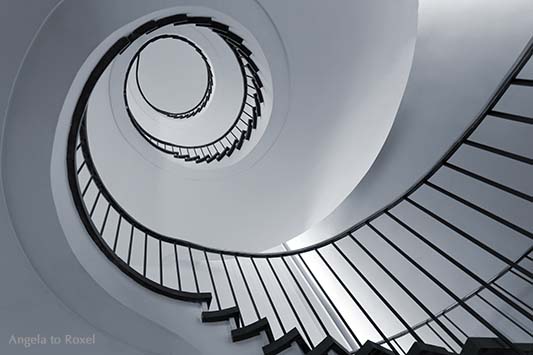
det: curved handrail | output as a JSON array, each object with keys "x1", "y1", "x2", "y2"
[
  {"x1": 67, "y1": 15, "x2": 533, "y2": 353},
  {"x1": 133, "y1": 35, "x2": 214, "y2": 119},
  {"x1": 122, "y1": 17, "x2": 265, "y2": 163}
]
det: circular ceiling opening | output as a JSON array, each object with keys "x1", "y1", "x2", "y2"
[{"x1": 135, "y1": 36, "x2": 212, "y2": 117}]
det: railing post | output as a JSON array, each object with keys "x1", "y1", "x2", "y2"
[{"x1": 282, "y1": 243, "x2": 360, "y2": 351}]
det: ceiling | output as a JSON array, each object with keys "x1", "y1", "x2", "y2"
[{"x1": 81, "y1": 0, "x2": 418, "y2": 252}]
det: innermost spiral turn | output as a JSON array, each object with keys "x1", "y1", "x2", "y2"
[{"x1": 135, "y1": 36, "x2": 212, "y2": 117}]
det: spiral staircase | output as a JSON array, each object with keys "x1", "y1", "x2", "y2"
[{"x1": 0, "y1": 1, "x2": 532, "y2": 355}]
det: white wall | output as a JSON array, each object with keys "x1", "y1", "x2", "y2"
[{"x1": 289, "y1": 0, "x2": 533, "y2": 248}]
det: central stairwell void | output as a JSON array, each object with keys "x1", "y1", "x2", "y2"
[{"x1": 64, "y1": 11, "x2": 533, "y2": 355}]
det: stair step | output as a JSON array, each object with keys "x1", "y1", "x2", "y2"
[
  {"x1": 201, "y1": 306, "x2": 240, "y2": 326},
  {"x1": 356, "y1": 341, "x2": 394, "y2": 355},
  {"x1": 460, "y1": 338, "x2": 533, "y2": 355},
  {"x1": 262, "y1": 328, "x2": 310, "y2": 355},
  {"x1": 406, "y1": 342, "x2": 453, "y2": 355},
  {"x1": 231, "y1": 318, "x2": 273, "y2": 343},
  {"x1": 307, "y1": 336, "x2": 350, "y2": 355}
]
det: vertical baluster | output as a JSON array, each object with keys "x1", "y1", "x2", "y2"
[
  {"x1": 405, "y1": 198, "x2": 533, "y2": 279},
  {"x1": 204, "y1": 251, "x2": 220, "y2": 310},
  {"x1": 251, "y1": 258, "x2": 286, "y2": 334},
  {"x1": 493, "y1": 282, "x2": 533, "y2": 313},
  {"x1": 351, "y1": 232, "x2": 464, "y2": 348},
  {"x1": 99, "y1": 203, "x2": 111, "y2": 235},
  {"x1": 89, "y1": 191, "x2": 101, "y2": 217},
  {"x1": 267, "y1": 258, "x2": 313, "y2": 347},
  {"x1": 127, "y1": 225, "x2": 134, "y2": 265},
  {"x1": 368, "y1": 221, "x2": 516, "y2": 350},
  {"x1": 315, "y1": 249, "x2": 397, "y2": 353},
  {"x1": 476, "y1": 294, "x2": 532, "y2": 337},
  {"x1": 235, "y1": 256, "x2": 260, "y2": 321},
  {"x1": 442, "y1": 314, "x2": 468, "y2": 339},
  {"x1": 386, "y1": 210, "x2": 531, "y2": 321},
  {"x1": 142, "y1": 233, "x2": 147, "y2": 277},
  {"x1": 298, "y1": 254, "x2": 362, "y2": 347},
  {"x1": 113, "y1": 215, "x2": 122, "y2": 252},
  {"x1": 426, "y1": 322, "x2": 455, "y2": 353},
  {"x1": 332, "y1": 242, "x2": 423, "y2": 343},
  {"x1": 174, "y1": 244, "x2": 181, "y2": 291},
  {"x1": 281, "y1": 257, "x2": 329, "y2": 339},
  {"x1": 392, "y1": 338, "x2": 406, "y2": 355},
  {"x1": 221, "y1": 254, "x2": 242, "y2": 326},
  {"x1": 77, "y1": 160, "x2": 86, "y2": 175},
  {"x1": 82, "y1": 176, "x2": 93, "y2": 197},
  {"x1": 189, "y1": 248, "x2": 200, "y2": 293},
  {"x1": 159, "y1": 239, "x2": 163, "y2": 285}
]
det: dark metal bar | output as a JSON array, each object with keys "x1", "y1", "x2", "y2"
[
  {"x1": 386, "y1": 210, "x2": 532, "y2": 321},
  {"x1": 332, "y1": 243, "x2": 423, "y2": 343},
  {"x1": 392, "y1": 338, "x2": 406, "y2": 355},
  {"x1": 315, "y1": 249, "x2": 397, "y2": 353},
  {"x1": 221, "y1": 254, "x2": 242, "y2": 326},
  {"x1": 68, "y1": 36, "x2": 533, "y2": 260},
  {"x1": 406, "y1": 197, "x2": 533, "y2": 278},
  {"x1": 443, "y1": 162, "x2": 532, "y2": 202},
  {"x1": 99, "y1": 203, "x2": 111, "y2": 234},
  {"x1": 113, "y1": 215, "x2": 122, "y2": 252},
  {"x1": 89, "y1": 191, "x2": 101, "y2": 217},
  {"x1": 189, "y1": 248, "x2": 200, "y2": 293},
  {"x1": 81, "y1": 176, "x2": 93, "y2": 197},
  {"x1": 143, "y1": 233, "x2": 147, "y2": 277},
  {"x1": 204, "y1": 251, "x2": 220, "y2": 310},
  {"x1": 281, "y1": 257, "x2": 330, "y2": 337},
  {"x1": 350, "y1": 232, "x2": 464, "y2": 348},
  {"x1": 298, "y1": 254, "x2": 362, "y2": 347},
  {"x1": 368, "y1": 221, "x2": 517, "y2": 350},
  {"x1": 77, "y1": 160, "x2": 86, "y2": 174},
  {"x1": 477, "y1": 294, "x2": 533, "y2": 337},
  {"x1": 235, "y1": 256, "x2": 260, "y2": 321},
  {"x1": 493, "y1": 282, "x2": 533, "y2": 313},
  {"x1": 127, "y1": 225, "x2": 134, "y2": 265},
  {"x1": 159, "y1": 239, "x2": 163, "y2": 285},
  {"x1": 510, "y1": 269, "x2": 533, "y2": 285},
  {"x1": 464, "y1": 140, "x2": 533, "y2": 165},
  {"x1": 250, "y1": 258, "x2": 286, "y2": 334},
  {"x1": 488, "y1": 110, "x2": 533, "y2": 124},
  {"x1": 425, "y1": 181, "x2": 533, "y2": 240},
  {"x1": 174, "y1": 244, "x2": 181, "y2": 291},
  {"x1": 442, "y1": 314, "x2": 468, "y2": 339},
  {"x1": 266, "y1": 258, "x2": 313, "y2": 347},
  {"x1": 426, "y1": 321, "x2": 455, "y2": 353}
]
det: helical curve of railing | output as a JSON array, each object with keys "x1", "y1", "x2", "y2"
[
  {"x1": 67, "y1": 14, "x2": 533, "y2": 355},
  {"x1": 123, "y1": 16, "x2": 265, "y2": 164}
]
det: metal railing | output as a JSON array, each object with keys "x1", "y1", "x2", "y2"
[
  {"x1": 67, "y1": 16, "x2": 533, "y2": 354},
  {"x1": 131, "y1": 34, "x2": 214, "y2": 119},
  {"x1": 122, "y1": 16, "x2": 265, "y2": 164}
]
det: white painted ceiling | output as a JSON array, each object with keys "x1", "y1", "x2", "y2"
[{"x1": 84, "y1": 0, "x2": 418, "y2": 252}]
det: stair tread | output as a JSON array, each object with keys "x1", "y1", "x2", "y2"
[
  {"x1": 262, "y1": 328, "x2": 310, "y2": 355},
  {"x1": 201, "y1": 306, "x2": 240, "y2": 325},
  {"x1": 461, "y1": 337, "x2": 533, "y2": 355},
  {"x1": 406, "y1": 342, "x2": 453, "y2": 355},
  {"x1": 231, "y1": 318, "x2": 273, "y2": 343},
  {"x1": 307, "y1": 336, "x2": 350, "y2": 355},
  {"x1": 357, "y1": 341, "x2": 394, "y2": 355}
]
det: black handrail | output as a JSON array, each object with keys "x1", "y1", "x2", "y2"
[
  {"x1": 132, "y1": 35, "x2": 214, "y2": 119},
  {"x1": 67, "y1": 14, "x2": 533, "y2": 354},
  {"x1": 122, "y1": 17, "x2": 265, "y2": 164}
]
